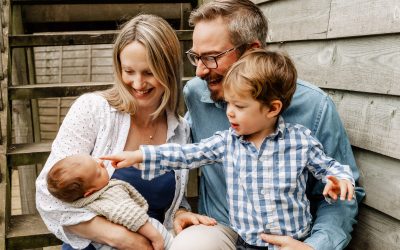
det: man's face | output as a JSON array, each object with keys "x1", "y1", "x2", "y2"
[{"x1": 191, "y1": 17, "x2": 241, "y2": 101}]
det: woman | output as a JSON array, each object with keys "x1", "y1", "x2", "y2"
[{"x1": 36, "y1": 14, "x2": 214, "y2": 250}]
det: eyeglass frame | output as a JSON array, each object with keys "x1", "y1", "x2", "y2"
[{"x1": 185, "y1": 44, "x2": 246, "y2": 69}]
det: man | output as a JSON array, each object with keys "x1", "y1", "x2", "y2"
[{"x1": 172, "y1": 0, "x2": 365, "y2": 250}]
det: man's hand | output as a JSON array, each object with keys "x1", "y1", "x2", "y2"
[
  {"x1": 66, "y1": 216, "x2": 153, "y2": 250},
  {"x1": 260, "y1": 234, "x2": 313, "y2": 250},
  {"x1": 173, "y1": 210, "x2": 217, "y2": 234}
]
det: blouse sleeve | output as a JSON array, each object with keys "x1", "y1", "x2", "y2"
[{"x1": 35, "y1": 93, "x2": 105, "y2": 249}]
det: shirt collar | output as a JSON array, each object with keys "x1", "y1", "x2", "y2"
[{"x1": 229, "y1": 116, "x2": 286, "y2": 143}]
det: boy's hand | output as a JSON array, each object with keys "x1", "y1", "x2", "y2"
[
  {"x1": 100, "y1": 150, "x2": 143, "y2": 169},
  {"x1": 323, "y1": 175, "x2": 354, "y2": 201}
]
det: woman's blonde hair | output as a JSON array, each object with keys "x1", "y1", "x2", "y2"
[{"x1": 102, "y1": 14, "x2": 182, "y2": 119}]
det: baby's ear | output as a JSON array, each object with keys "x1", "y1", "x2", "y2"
[{"x1": 84, "y1": 189, "x2": 95, "y2": 197}]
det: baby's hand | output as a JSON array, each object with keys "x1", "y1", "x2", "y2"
[
  {"x1": 323, "y1": 176, "x2": 354, "y2": 201},
  {"x1": 151, "y1": 236, "x2": 165, "y2": 250},
  {"x1": 100, "y1": 150, "x2": 143, "y2": 169}
]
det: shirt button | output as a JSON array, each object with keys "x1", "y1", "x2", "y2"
[{"x1": 260, "y1": 189, "x2": 266, "y2": 195}]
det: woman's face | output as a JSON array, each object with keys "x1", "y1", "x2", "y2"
[{"x1": 120, "y1": 41, "x2": 165, "y2": 111}]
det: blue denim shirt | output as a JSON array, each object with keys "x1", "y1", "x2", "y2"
[{"x1": 183, "y1": 77, "x2": 366, "y2": 250}]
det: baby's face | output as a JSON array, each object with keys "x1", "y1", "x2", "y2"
[{"x1": 80, "y1": 156, "x2": 109, "y2": 193}]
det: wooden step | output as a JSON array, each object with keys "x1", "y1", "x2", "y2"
[
  {"x1": 8, "y1": 142, "x2": 51, "y2": 169},
  {"x1": 9, "y1": 77, "x2": 191, "y2": 100},
  {"x1": 12, "y1": 0, "x2": 196, "y2": 5},
  {"x1": 9, "y1": 30, "x2": 193, "y2": 48},
  {"x1": 6, "y1": 214, "x2": 61, "y2": 249},
  {"x1": 9, "y1": 82, "x2": 113, "y2": 100}
]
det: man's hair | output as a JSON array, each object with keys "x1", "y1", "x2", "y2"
[
  {"x1": 189, "y1": 0, "x2": 268, "y2": 48},
  {"x1": 223, "y1": 49, "x2": 297, "y2": 115},
  {"x1": 47, "y1": 156, "x2": 87, "y2": 203},
  {"x1": 102, "y1": 14, "x2": 182, "y2": 119}
]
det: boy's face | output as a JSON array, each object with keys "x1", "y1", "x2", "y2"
[
  {"x1": 79, "y1": 156, "x2": 109, "y2": 196},
  {"x1": 225, "y1": 89, "x2": 276, "y2": 140}
]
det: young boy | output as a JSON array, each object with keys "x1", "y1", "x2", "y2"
[
  {"x1": 46, "y1": 154, "x2": 173, "y2": 250},
  {"x1": 101, "y1": 49, "x2": 355, "y2": 250}
]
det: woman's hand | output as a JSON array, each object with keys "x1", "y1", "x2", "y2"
[
  {"x1": 65, "y1": 216, "x2": 153, "y2": 250},
  {"x1": 260, "y1": 234, "x2": 313, "y2": 250},
  {"x1": 323, "y1": 176, "x2": 354, "y2": 201},
  {"x1": 100, "y1": 150, "x2": 144, "y2": 169},
  {"x1": 173, "y1": 209, "x2": 217, "y2": 234}
]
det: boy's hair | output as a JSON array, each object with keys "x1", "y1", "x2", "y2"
[
  {"x1": 223, "y1": 49, "x2": 297, "y2": 114},
  {"x1": 47, "y1": 156, "x2": 87, "y2": 203},
  {"x1": 189, "y1": 0, "x2": 268, "y2": 48}
]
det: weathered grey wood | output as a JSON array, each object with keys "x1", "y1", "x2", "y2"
[
  {"x1": 7, "y1": 142, "x2": 51, "y2": 168},
  {"x1": 253, "y1": 0, "x2": 275, "y2": 4},
  {"x1": 9, "y1": 77, "x2": 191, "y2": 100},
  {"x1": 328, "y1": 0, "x2": 400, "y2": 39},
  {"x1": 11, "y1": 5, "x2": 39, "y2": 218},
  {"x1": 0, "y1": 1, "x2": 10, "y2": 248},
  {"x1": 9, "y1": 82, "x2": 114, "y2": 99},
  {"x1": 260, "y1": 0, "x2": 400, "y2": 42},
  {"x1": 9, "y1": 30, "x2": 193, "y2": 47},
  {"x1": 347, "y1": 205, "x2": 400, "y2": 250},
  {"x1": 13, "y1": 0, "x2": 197, "y2": 5},
  {"x1": 269, "y1": 34, "x2": 400, "y2": 96},
  {"x1": 260, "y1": 0, "x2": 331, "y2": 42},
  {"x1": 6, "y1": 214, "x2": 62, "y2": 249},
  {"x1": 21, "y1": 3, "x2": 192, "y2": 22},
  {"x1": 328, "y1": 90, "x2": 400, "y2": 160},
  {"x1": 354, "y1": 148, "x2": 400, "y2": 221}
]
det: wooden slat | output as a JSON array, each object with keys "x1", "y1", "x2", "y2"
[
  {"x1": 9, "y1": 77, "x2": 192, "y2": 99},
  {"x1": 7, "y1": 142, "x2": 51, "y2": 168},
  {"x1": 328, "y1": 90, "x2": 400, "y2": 160},
  {"x1": 6, "y1": 214, "x2": 62, "y2": 249},
  {"x1": 21, "y1": 3, "x2": 192, "y2": 23},
  {"x1": 12, "y1": 0, "x2": 196, "y2": 5},
  {"x1": 260, "y1": 0, "x2": 400, "y2": 42},
  {"x1": 354, "y1": 148, "x2": 400, "y2": 220},
  {"x1": 328, "y1": 0, "x2": 400, "y2": 39},
  {"x1": 347, "y1": 205, "x2": 400, "y2": 250},
  {"x1": 260, "y1": 0, "x2": 331, "y2": 42},
  {"x1": 9, "y1": 82, "x2": 113, "y2": 99},
  {"x1": 269, "y1": 34, "x2": 400, "y2": 96},
  {"x1": 9, "y1": 30, "x2": 193, "y2": 47}
]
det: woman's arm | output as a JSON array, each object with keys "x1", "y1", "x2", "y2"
[{"x1": 66, "y1": 216, "x2": 153, "y2": 250}]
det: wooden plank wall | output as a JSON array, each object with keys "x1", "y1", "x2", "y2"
[
  {"x1": 256, "y1": 0, "x2": 400, "y2": 249},
  {"x1": 34, "y1": 44, "x2": 113, "y2": 141}
]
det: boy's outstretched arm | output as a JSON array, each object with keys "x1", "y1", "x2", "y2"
[
  {"x1": 100, "y1": 150, "x2": 144, "y2": 169},
  {"x1": 323, "y1": 176, "x2": 354, "y2": 201}
]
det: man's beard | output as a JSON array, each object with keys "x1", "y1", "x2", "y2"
[{"x1": 202, "y1": 74, "x2": 224, "y2": 102}]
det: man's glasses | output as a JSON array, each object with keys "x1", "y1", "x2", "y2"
[{"x1": 185, "y1": 45, "x2": 244, "y2": 69}]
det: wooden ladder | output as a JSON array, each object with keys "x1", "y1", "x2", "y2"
[{"x1": 0, "y1": 0, "x2": 197, "y2": 249}]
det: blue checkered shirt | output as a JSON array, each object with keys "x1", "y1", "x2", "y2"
[{"x1": 140, "y1": 117, "x2": 354, "y2": 247}]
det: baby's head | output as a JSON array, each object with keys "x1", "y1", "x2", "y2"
[
  {"x1": 223, "y1": 49, "x2": 297, "y2": 115},
  {"x1": 47, "y1": 154, "x2": 109, "y2": 202}
]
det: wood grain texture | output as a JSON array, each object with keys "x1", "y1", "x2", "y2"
[
  {"x1": 354, "y1": 148, "x2": 400, "y2": 220},
  {"x1": 260, "y1": 0, "x2": 331, "y2": 42},
  {"x1": 259, "y1": 0, "x2": 400, "y2": 42},
  {"x1": 328, "y1": 0, "x2": 400, "y2": 38},
  {"x1": 347, "y1": 205, "x2": 400, "y2": 250},
  {"x1": 328, "y1": 90, "x2": 400, "y2": 160},
  {"x1": 269, "y1": 35, "x2": 400, "y2": 96}
]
